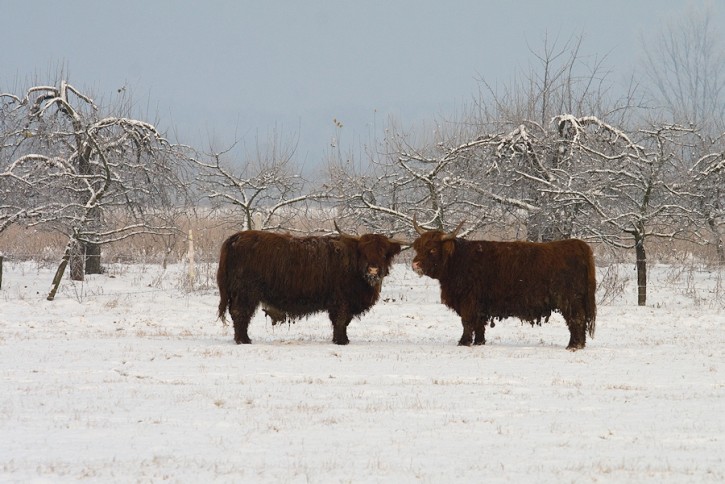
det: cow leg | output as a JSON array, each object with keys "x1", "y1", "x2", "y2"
[
  {"x1": 473, "y1": 317, "x2": 487, "y2": 346},
  {"x1": 564, "y1": 313, "x2": 586, "y2": 351},
  {"x1": 458, "y1": 320, "x2": 474, "y2": 346},
  {"x1": 329, "y1": 307, "x2": 351, "y2": 345},
  {"x1": 229, "y1": 299, "x2": 257, "y2": 345}
]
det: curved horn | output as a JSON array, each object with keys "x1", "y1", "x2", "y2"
[
  {"x1": 412, "y1": 214, "x2": 426, "y2": 235},
  {"x1": 334, "y1": 220, "x2": 357, "y2": 239},
  {"x1": 388, "y1": 237, "x2": 412, "y2": 246},
  {"x1": 441, "y1": 220, "x2": 465, "y2": 241}
]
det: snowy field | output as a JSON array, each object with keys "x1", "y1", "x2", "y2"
[{"x1": 1, "y1": 259, "x2": 723, "y2": 483}]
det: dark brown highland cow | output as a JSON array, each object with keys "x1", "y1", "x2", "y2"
[
  {"x1": 217, "y1": 227, "x2": 402, "y2": 345},
  {"x1": 411, "y1": 219, "x2": 596, "y2": 351}
]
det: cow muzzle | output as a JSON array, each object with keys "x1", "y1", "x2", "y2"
[
  {"x1": 412, "y1": 261, "x2": 424, "y2": 276},
  {"x1": 365, "y1": 266, "x2": 382, "y2": 285}
]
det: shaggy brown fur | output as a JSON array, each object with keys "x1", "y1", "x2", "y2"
[
  {"x1": 217, "y1": 230, "x2": 402, "y2": 345},
  {"x1": 412, "y1": 226, "x2": 596, "y2": 351}
]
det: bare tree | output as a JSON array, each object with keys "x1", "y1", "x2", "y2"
[
  {"x1": 0, "y1": 90, "x2": 43, "y2": 233},
  {"x1": 636, "y1": 4, "x2": 725, "y2": 265},
  {"x1": 689, "y1": 130, "x2": 725, "y2": 264},
  {"x1": 474, "y1": 33, "x2": 642, "y2": 241},
  {"x1": 459, "y1": 114, "x2": 711, "y2": 305},
  {"x1": 535, "y1": 115, "x2": 708, "y2": 305},
  {"x1": 192, "y1": 130, "x2": 328, "y2": 233},
  {"x1": 1, "y1": 81, "x2": 190, "y2": 298}
]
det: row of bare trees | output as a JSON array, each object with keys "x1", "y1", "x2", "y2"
[
  {"x1": 328, "y1": 113, "x2": 724, "y2": 305},
  {"x1": 329, "y1": 23, "x2": 725, "y2": 306},
  {"x1": 1, "y1": 9, "x2": 724, "y2": 304},
  {"x1": 1, "y1": 78, "x2": 723, "y2": 304}
]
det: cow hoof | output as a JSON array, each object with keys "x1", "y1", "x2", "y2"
[
  {"x1": 457, "y1": 340, "x2": 473, "y2": 347},
  {"x1": 566, "y1": 344, "x2": 584, "y2": 351},
  {"x1": 235, "y1": 337, "x2": 252, "y2": 345},
  {"x1": 333, "y1": 338, "x2": 350, "y2": 345}
]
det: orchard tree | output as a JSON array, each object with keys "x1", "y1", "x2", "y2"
[
  {"x1": 687, "y1": 129, "x2": 725, "y2": 264},
  {"x1": 0, "y1": 88, "x2": 60, "y2": 234},
  {"x1": 473, "y1": 33, "x2": 642, "y2": 241},
  {"x1": 538, "y1": 115, "x2": 708, "y2": 305},
  {"x1": 0, "y1": 81, "x2": 190, "y2": 298},
  {"x1": 192, "y1": 130, "x2": 328, "y2": 233},
  {"x1": 638, "y1": 4, "x2": 725, "y2": 264}
]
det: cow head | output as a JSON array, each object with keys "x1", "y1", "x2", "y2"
[
  {"x1": 335, "y1": 222, "x2": 403, "y2": 286},
  {"x1": 411, "y1": 216, "x2": 464, "y2": 280},
  {"x1": 357, "y1": 234, "x2": 403, "y2": 285}
]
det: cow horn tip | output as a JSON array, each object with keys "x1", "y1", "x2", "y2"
[
  {"x1": 454, "y1": 220, "x2": 466, "y2": 233},
  {"x1": 442, "y1": 220, "x2": 465, "y2": 240},
  {"x1": 390, "y1": 237, "x2": 412, "y2": 246},
  {"x1": 333, "y1": 220, "x2": 357, "y2": 239},
  {"x1": 412, "y1": 214, "x2": 426, "y2": 235}
]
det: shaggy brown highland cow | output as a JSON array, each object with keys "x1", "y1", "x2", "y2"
[
  {"x1": 411, "y1": 218, "x2": 596, "y2": 350},
  {"x1": 217, "y1": 227, "x2": 403, "y2": 345}
]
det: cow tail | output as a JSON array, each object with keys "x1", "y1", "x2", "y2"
[
  {"x1": 216, "y1": 235, "x2": 234, "y2": 324},
  {"x1": 585, "y1": 251, "x2": 597, "y2": 339}
]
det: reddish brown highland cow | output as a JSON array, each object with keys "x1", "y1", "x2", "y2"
[
  {"x1": 411, "y1": 219, "x2": 596, "y2": 350},
  {"x1": 217, "y1": 227, "x2": 402, "y2": 345}
]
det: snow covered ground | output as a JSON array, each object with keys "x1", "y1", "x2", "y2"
[{"x1": 1, "y1": 260, "x2": 723, "y2": 482}]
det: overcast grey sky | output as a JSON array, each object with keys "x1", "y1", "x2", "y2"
[{"x1": 1, "y1": 0, "x2": 721, "y2": 171}]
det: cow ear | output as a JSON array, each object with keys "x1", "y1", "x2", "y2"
[{"x1": 442, "y1": 239, "x2": 456, "y2": 257}]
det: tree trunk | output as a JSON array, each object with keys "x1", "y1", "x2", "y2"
[
  {"x1": 707, "y1": 216, "x2": 725, "y2": 266},
  {"x1": 78, "y1": 147, "x2": 103, "y2": 274},
  {"x1": 85, "y1": 242, "x2": 102, "y2": 274},
  {"x1": 69, "y1": 239, "x2": 84, "y2": 281},
  {"x1": 635, "y1": 235, "x2": 647, "y2": 306},
  {"x1": 84, "y1": 203, "x2": 103, "y2": 274}
]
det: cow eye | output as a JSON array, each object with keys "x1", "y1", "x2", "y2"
[{"x1": 429, "y1": 248, "x2": 437, "y2": 254}]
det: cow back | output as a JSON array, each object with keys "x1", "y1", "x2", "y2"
[{"x1": 227, "y1": 231, "x2": 354, "y2": 293}]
